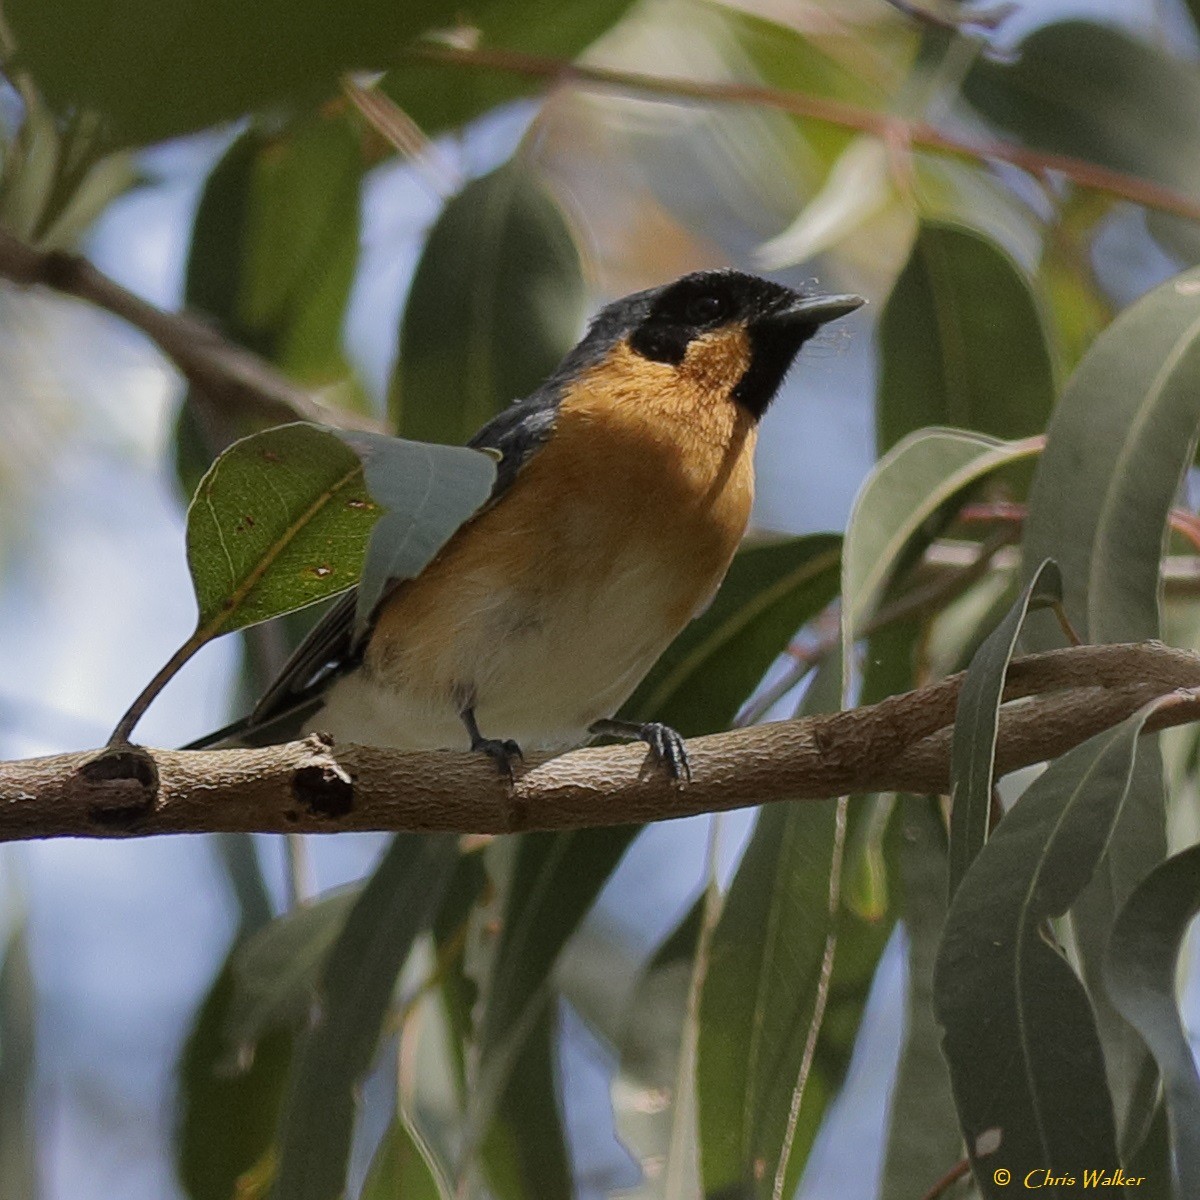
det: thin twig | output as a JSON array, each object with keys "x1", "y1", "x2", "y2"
[
  {"x1": 0, "y1": 225, "x2": 384, "y2": 435},
  {"x1": 405, "y1": 43, "x2": 1200, "y2": 226},
  {"x1": 919, "y1": 1156, "x2": 971, "y2": 1200},
  {"x1": 737, "y1": 529, "x2": 1018, "y2": 727},
  {"x1": 882, "y1": 0, "x2": 1017, "y2": 34}
]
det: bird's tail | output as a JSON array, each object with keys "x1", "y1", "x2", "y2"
[{"x1": 181, "y1": 697, "x2": 323, "y2": 750}]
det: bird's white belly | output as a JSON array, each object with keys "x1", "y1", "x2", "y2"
[{"x1": 307, "y1": 549, "x2": 688, "y2": 752}]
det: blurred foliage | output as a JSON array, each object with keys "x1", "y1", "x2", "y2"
[{"x1": 7, "y1": 1, "x2": 1200, "y2": 1198}]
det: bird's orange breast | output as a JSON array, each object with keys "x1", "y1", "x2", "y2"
[{"x1": 362, "y1": 329, "x2": 757, "y2": 740}]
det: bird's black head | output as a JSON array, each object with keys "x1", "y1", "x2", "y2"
[{"x1": 575, "y1": 270, "x2": 863, "y2": 419}]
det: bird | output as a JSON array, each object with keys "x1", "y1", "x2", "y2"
[{"x1": 192, "y1": 270, "x2": 863, "y2": 778}]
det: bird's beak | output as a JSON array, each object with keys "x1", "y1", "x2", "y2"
[{"x1": 768, "y1": 293, "x2": 866, "y2": 328}]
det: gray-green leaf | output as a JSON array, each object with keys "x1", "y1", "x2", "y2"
[{"x1": 1104, "y1": 843, "x2": 1200, "y2": 1200}]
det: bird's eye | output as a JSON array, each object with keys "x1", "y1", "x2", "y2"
[{"x1": 684, "y1": 293, "x2": 726, "y2": 324}]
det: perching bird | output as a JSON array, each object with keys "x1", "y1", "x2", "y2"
[{"x1": 194, "y1": 270, "x2": 862, "y2": 777}]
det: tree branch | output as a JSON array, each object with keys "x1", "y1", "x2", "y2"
[
  {"x1": 1, "y1": 643, "x2": 1197, "y2": 841},
  {"x1": 0, "y1": 224, "x2": 384, "y2": 434},
  {"x1": 406, "y1": 44, "x2": 1200, "y2": 226}
]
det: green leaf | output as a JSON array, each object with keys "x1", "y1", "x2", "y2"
[
  {"x1": 877, "y1": 220, "x2": 1055, "y2": 452},
  {"x1": 614, "y1": 899, "x2": 704, "y2": 1192},
  {"x1": 5, "y1": 0, "x2": 461, "y2": 144},
  {"x1": 186, "y1": 423, "x2": 379, "y2": 633},
  {"x1": 238, "y1": 117, "x2": 362, "y2": 375},
  {"x1": 225, "y1": 889, "x2": 360, "y2": 1058},
  {"x1": 184, "y1": 423, "x2": 495, "y2": 640},
  {"x1": 362, "y1": 1117, "x2": 447, "y2": 1200},
  {"x1": 1021, "y1": 265, "x2": 1200, "y2": 1139},
  {"x1": 697, "y1": 651, "x2": 896, "y2": 1200},
  {"x1": 334, "y1": 431, "x2": 498, "y2": 635},
  {"x1": 273, "y1": 834, "x2": 457, "y2": 1200},
  {"x1": 390, "y1": 162, "x2": 586, "y2": 445},
  {"x1": 962, "y1": 21, "x2": 1200, "y2": 259},
  {"x1": 175, "y1": 118, "x2": 369, "y2": 503},
  {"x1": 1104, "y1": 843, "x2": 1200, "y2": 1199},
  {"x1": 382, "y1": 0, "x2": 638, "y2": 135},
  {"x1": 933, "y1": 700, "x2": 1169, "y2": 1199},
  {"x1": 481, "y1": 1003, "x2": 571, "y2": 1200},
  {"x1": 1023, "y1": 266, "x2": 1200, "y2": 646},
  {"x1": 177, "y1": 959, "x2": 294, "y2": 1200},
  {"x1": 879, "y1": 798, "x2": 960, "y2": 1200},
  {"x1": 843, "y1": 428, "x2": 1040, "y2": 642},
  {"x1": 947, "y1": 559, "x2": 1063, "y2": 898},
  {"x1": 469, "y1": 829, "x2": 636, "y2": 1162},
  {"x1": 0, "y1": 918, "x2": 35, "y2": 1200},
  {"x1": 213, "y1": 833, "x2": 274, "y2": 936},
  {"x1": 623, "y1": 534, "x2": 842, "y2": 735}
]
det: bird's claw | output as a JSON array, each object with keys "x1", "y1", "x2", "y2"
[
  {"x1": 638, "y1": 721, "x2": 691, "y2": 783},
  {"x1": 472, "y1": 736, "x2": 523, "y2": 779}
]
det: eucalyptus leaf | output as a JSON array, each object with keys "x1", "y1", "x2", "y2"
[
  {"x1": 947, "y1": 559, "x2": 1063, "y2": 898},
  {"x1": 623, "y1": 534, "x2": 841, "y2": 734},
  {"x1": 272, "y1": 834, "x2": 457, "y2": 1200},
  {"x1": 468, "y1": 829, "x2": 636, "y2": 1156},
  {"x1": 1022, "y1": 264, "x2": 1200, "y2": 1140},
  {"x1": 1104, "y1": 843, "x2": 1200, "y2": 1200},
  {"x1": 5, "y1": 0, "x2": 461, "y2": 144},
  {"x1": 186, "y1": 423, "x2": 379, "y2": 634},
  {"x1": 0, "y1": 919, "x2": 35, "y2": 1200},
  {"x1": 880, "y1": 799, "x2": 960, "y2": 1200},
  {"x1": 877, "y1": 220, "x2": 1055, "y2": 452},
  {"x1": 335, "y1": 431, "x2": 498, "y2": 635},
  {"x1": 382, "y1": 0, "x2": 638, "y2": 135},
  {"x1": 185, "y1": 422, "x2": 495, "y2": 643},
  {"x1": 390, "y1": 162, "x2": 586, "y2": 446},
  {"x1": 842, "y1": 428, "x2": 1039, "y2": 643},
  {"x1": 362, "y1": 1116, "x2": 448, "y2": 1200},
  {"x1": 225, "y1": 888, "x2": 360, "y2": 1058},
  {"x1": 177, "y1": 959, "x2": 294, "y2": 1200},
  {"x1": 697, "y1": 650, "x2": 896, "y2": 1200},
  {"x1": 614, "y1": 900, "x2": 704, "y2": 1196},
  {"x1": 962, "y1": 21, "x2": 1200, "y2": 260},
  {"x1": 481, "y1": 1003, "x2": 572, "y2": 1200},
  {"x1": 934, "y1": 700, "x2": 1169, "y2": 1199}
]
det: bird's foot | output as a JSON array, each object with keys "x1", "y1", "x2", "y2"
[
  {"x1": 589, "y1": 718, "x2": 691, "y2": 783},
  {"x1": 471, "y1": 735, "x2": 524, "y2": 779},
  {"x1": 459, "y1": 703, "x2": 523, "y2": 779}
]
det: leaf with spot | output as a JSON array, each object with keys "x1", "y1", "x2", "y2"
[
  {"x1": 119, "y1": 422, "x2": 496, "y2": 738},
  {"x1": 185, "y1": 424, "x2": 380, "y2": 633}
]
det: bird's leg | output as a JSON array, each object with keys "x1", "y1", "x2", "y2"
[
  {"x1": 589, "y1": 717, "x2": 691, "y2": 783},
  {"x1": 459, "y1": 704, "x2": 523, "y2": 778}
]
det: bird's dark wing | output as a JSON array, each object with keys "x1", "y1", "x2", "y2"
[{"x1": 185, "y1": 397, "x2": 559, "y2": 748}]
